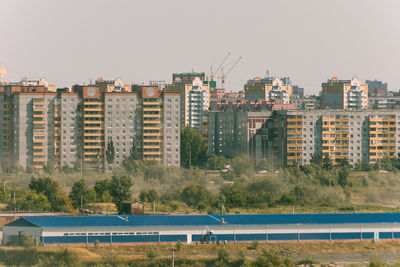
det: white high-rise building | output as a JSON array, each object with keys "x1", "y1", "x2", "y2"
[{"x1": 184, "y1": 77, "x2": 210, "y2": 128}]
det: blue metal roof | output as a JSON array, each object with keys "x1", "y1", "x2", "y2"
[{"x1": 6, "y1": 213, "x2": 400, "y2": 229}]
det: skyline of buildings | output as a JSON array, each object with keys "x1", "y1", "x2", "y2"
[
  {"x1": 0, "y1": 77, "x2": 181, "y2": 171},
  {"x1": 202, "y1": 109, "x2": 400, "y2": 168},
  {"x1": 1, "y1": 64, "x2": 400, "y2": 171}
]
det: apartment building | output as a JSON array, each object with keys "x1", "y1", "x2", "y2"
[
  {"x1": 366, "y1": 80, "x2": 388, "y2": 96},
  {"x1": 136, "y1": 85, "x2": 180, "y2": 166},
  {"x1": 290, "y1": 95, "x2": 319, "y2": 110},
  {"x1": 165, "y1": 72, "x2": 210, "y2": 128},
  {"x1": 292, "y1": 85, "x2": 304, "y2": 98},
  {"x1": 0, "y1": 78, "x2": 180, "y2": 171},
  {"x1": 321, "y1": 77, "x2": 368, "y2": 110},
  {"x1": 0, "y1": 79, "x2": 57, "y2": 169},
  {"x1": 202, "y1": 109, "x2": 400, "y2": 167},
  {"x1": 244, "y1": 76, "x2": 293, "y2": 104},
  {"x1": 369, "y1": 94, "x2": 400, "y2": 110}
]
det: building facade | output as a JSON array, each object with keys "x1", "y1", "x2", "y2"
[
  {"x1": 5, "y1": 213, "x2": 400, "y2": 245},
  {"x1": 366, "y1": 80, "x2": 388, "y2": 96},
  {"x1": 290, "y1": 95, "x2": 319, "y2": 110},
  {"x1": 166, "y1": 72, "x2": 210, "y2": 128},
  {"x1": 244, "y1": 76, "x2": 293, "y2": 104},
  {"x1": 202, "y1": 109, "x2": 400, "y2": 167},
  {"x1": 0, "y1": 78, "x2": 180, "y2": 170},
  {"x1": 369, "y1": 94, "x2": 400, "y2": 110},
  {"x1": 321, "y1": 77, "x2": 368, "y2": 110}
]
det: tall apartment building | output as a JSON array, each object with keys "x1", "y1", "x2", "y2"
[
  {"x1": 321, "y1": 77, "x2": 368, "y2": 110},
  {"x1": 165, "y1": 72, "x2": 210, "y2": 128},
  {"x1": 202, "y1": 109, "x2": 400, "y2": 168},
  {"x1": 0, "y1": 78, "x2": 180, "y2": 170},
  {"x1": 366, "y1": 80, "x2": 388, "y2": 96},
  {"x1": 135, "y1": 85, "x2": 180, "y2": 166},
  {"x1": 292, "y1": 85, "x2": 304, "y2": 98},
  {"x1": 0, "y1": 79, "x2": 57, "y2": 169},
  {"x1": 244, "y1": 76, "x2": 292, "y2": 104}
]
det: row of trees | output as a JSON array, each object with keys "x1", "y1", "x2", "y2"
[{"x1": 5, "y1": 176, "x2": 133, "y2": 213}]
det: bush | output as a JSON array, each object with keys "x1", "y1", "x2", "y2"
[
  {"x1": 94, "y1": 239, "x2": 100, "y2": 249},
  {"x1": 369, "y1": 256, "x2": 388, "y2": 267},
  {"x1": 248, "y1": 240, "x2": 259, "y2": 250},
  {"x1": 217, "y1": 247, "x2": 230, "y2": 265},
  {"x1": 232, "y1": 156, "x2": 254, "y2": 178},
  {"x1": 19, "y1": 233, "x2": 35, "y2": 247},
  {"x1": 147, "y1": 247, "x2": 160, "y2": 261}
]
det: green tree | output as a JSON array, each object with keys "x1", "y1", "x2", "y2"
[
  {"x1": 252, "y1": 249, "x2": 295, "y2": 267},
  {"x1": 221, "y1": 185, "x2": 246, "y2": 208},
  {"x1": 106, "y1": 139, "x2": 115, "y2": 165},
  {"x1": 322, "y1": 153, "x2": 332, "y2": 170},
  {"x1": 94, "y1": 179, "x2": 112, "y2": 201},
  {"x1": 232, "y1": 155, "x2": 254, "y2": 178},
  {"x1": 69, "y1": 179, "x2": 91, "y2": 209},
  {"x1": 29, "y1": 177, "x2": 63, "y2": 211},
  {"x1": 109, "y1": 175, "x2": 133, "y2": 213},
  {"x1": 338, "y1": 158, "x2": 350, "y2": 168},
  {"x1": 255, "y1": 158, "x2": 269, "y2": 171},
  {"x1": 207, "y1": 156, "x2": 230, "y2": 170},
  {"x1": 0, "y1": 161, "x2": 3, "y2": 176},
  {"x1": 338, "y1": 166, "x2": 350, "y2": 188},
  {"x1": 146, "y1": 247, "x2": 160, "y2": 261},
  {"x1": 310, "y1": 153, "x2": 322, "y2": 166},
  {"x1": 180, "y1": 127, "x2": 207, "y2": 168},
  {"x1": 129, "y1": 139, "x2": 140, "y2": 160},
  {"x1": 181, "y1": 185, "x2": 208, "y2": 208},
  {"x1": 146, "y1": 189, "x2": 159, "y2": 203},
  {"x1": 19, "y1": 192, "x2": 51, "y2": 211}
]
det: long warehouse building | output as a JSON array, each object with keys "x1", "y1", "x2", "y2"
[{"x1": 3, "y1": 213, "x2": 400, "y2": 245}]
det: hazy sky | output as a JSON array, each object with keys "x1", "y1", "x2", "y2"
[{"x1": 1, "y1": 0, "x2": 399, "y2": 94}]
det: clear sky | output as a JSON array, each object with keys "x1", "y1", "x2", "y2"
[{"x1": 1, "y1": 0, "x2": 399, "y2": 94}]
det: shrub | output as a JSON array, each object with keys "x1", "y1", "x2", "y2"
[
  {"x1": 147, "y1": 247, "x2": 160, "y2": 261},
  {"x1": 19, "y1": 233, "x2": 35, "y2": 247},
  {"x1": 369, "y1": 256, "x2": 388, "y2": 267},
  {"x1": 217, "y1": 247, "x2": 230, "y2": 265},
  {"x1": 248, "y1": 240, "x2": 259, "y2": 250},
  {"x1": 175, "y1": 240, "x2": 183, "y2": 251}
]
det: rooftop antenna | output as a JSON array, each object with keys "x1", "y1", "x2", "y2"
[{"x1": 266, "y1": 70, "x2": 270, "y2": 78}]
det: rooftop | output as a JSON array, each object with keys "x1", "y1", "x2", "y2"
[{"x1": 6, "y1": 213, "x2": 400, "y2": 228}]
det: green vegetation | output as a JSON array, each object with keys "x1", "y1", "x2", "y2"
[
  {"x1": 4, "y1": 149, "x2": 400, "y2": 215},
  {"x1": 2, "y1": 242, "x2": 400, "y2": 266},
  {"x1": 180, "y1": 127, "x2": 207, "y2": 168}
]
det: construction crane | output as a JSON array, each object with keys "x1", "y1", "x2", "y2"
[
  {"x1": 210, "y1": 52, "x2": 231, "y2": 82},
  {"x1": 53, "y1": 181, "x2": 78, "y2": 216},
  {"x1": 221, "y1": 56, "x2": 242, "y2": 90}
]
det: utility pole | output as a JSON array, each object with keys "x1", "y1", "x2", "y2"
[
  {"x1": 80, "y1": 147, "x2": 83, "y2": 177},
  {"x1": 171, "y1": 249, "x2": 175, "y2": 267},
  {"x1": 188, "y1": 144, "x2": 192, "y2": 169}
]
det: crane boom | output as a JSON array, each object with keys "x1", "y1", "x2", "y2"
[
  {"x1": 53, "y1": 181, "x2": 78, "y2": 216},
  {"x1": 210, "y1": 52, "x2": 231, "y2": 81},
  {"x1": 221, "y1": 57, "x2": 242, "y2": 89}
]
